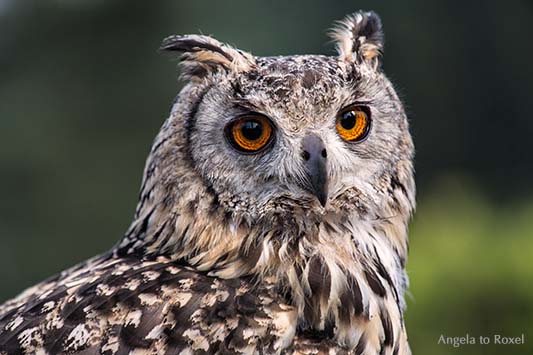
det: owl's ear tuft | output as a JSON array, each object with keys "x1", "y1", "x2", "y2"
[
  {"x1": 329, "y1": 11, "x2": 384, "y2": 69},
  {"x1": 160, "y1": 34, "x2": 256, "y2": 80}
]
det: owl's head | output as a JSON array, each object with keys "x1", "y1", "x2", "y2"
[{"x1": 122, "y1": 11, "x2": 414, "y2": 279}]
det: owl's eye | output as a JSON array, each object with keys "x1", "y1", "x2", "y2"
[
  {"x1": 225, "y1": 115, "x2": 274, "y2": 153},
  {"x1": 336, "y1": 106, "x2": 371, "y2": 142}
]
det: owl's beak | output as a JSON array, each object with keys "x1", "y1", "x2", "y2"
[{"x1": 301, "y1": 135, "x2": 328, "y2": 207}]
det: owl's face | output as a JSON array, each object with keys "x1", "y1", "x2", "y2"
[
  {"x1": 152, "y1": 12, "x2": 414, "y2": 238},
  {"x1": 185, "y1": 55, "x2": 411, "y2": 223}
]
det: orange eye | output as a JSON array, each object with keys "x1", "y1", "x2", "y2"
[
  {"x1": 336, "y1": 106, "x2": 371, "y2": 142},
  {"x1": 225, "y1": 115, "x2": 274, "y2": 153}
]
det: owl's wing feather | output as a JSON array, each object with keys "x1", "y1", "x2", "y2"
[{"x1": 0, "y1": 255, "x2": 299, "y2": 354}]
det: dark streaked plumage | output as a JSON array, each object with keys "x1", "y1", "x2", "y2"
[{"x1": 0, "y1": 11, "x2": 415, "y2": 354}]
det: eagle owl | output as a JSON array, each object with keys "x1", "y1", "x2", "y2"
[{"x1": 0, "y1": 11, "x2": 415, "y2": 355}]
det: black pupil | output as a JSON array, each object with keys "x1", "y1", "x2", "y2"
[
  {"x1": 341, "y1": 111, "x2": 357, "y2": 129},
  {"x1": 241, "y1": 120, "x2": 263, "y2": 140}
]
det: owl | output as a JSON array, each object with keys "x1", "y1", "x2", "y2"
[{"x1": 0, "y1": 11, "x2": 415, "y2": 355}]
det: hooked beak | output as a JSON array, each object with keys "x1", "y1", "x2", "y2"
[{"x1": 301, "y1": 134, "x2": 328, "y2": 207}]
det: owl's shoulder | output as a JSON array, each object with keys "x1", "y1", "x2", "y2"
[{"x1": 0, "y1": 254, "x2": 299, "y2": 354}]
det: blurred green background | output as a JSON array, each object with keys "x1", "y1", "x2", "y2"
[{"x1": 0, "y1": 1, "x2": 532, "y2": 354}]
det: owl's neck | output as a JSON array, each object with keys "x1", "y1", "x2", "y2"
[{"x1": 114, "y1": 169, "x2": 412, "y2": 349}]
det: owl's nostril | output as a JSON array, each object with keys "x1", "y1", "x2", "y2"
[
  {"x1": 302, "y1": 150, "x2": 311, "y2": 161},
  {"x1": 321, "y1": 149, "x2": 327, "y2": 158}
]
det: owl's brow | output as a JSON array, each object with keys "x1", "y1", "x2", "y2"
[
  {"x1": 231, "y1": 101, "x2": 263, "y2": 116},
  {"x1": 336, "y1": 99, "x2": 377, "y2": 115},
  {"x1": 344, "y1": 99, "x2": 375, "y2": 106},
  {"x1": 229, "y1": 80, "x2": 266, "y2": 114}
]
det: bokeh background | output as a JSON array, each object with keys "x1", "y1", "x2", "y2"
[{"x1": 1, "y1": 1, "x2": 532, "y2": 354}]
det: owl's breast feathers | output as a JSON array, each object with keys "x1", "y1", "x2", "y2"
[
  {"x1": 0, "y1": 233, "x2": 409, "y2": 354},
  {"x1": 0, "y1": 255, "x2": 302, "y2": 354}
]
